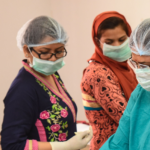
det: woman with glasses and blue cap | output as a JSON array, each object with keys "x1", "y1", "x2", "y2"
[
  {"x1": 99, "y1": 18, "x2": 150, "y2": 150},
  {"x1": 1, "y1": 16, "x2": 93, "y2": 150}
]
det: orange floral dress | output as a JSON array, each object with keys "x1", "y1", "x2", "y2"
[{"x1": 80, "y1": 62, "x2": 128, "y2": 150}]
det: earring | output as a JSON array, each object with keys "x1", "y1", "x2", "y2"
[{"x1": 26, "y1": 54, "x2": 29, "y2": 57}]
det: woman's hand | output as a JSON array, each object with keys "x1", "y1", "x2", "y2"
[{"x1": 50, "y1": 126, "x2": 93, "y2": 150}]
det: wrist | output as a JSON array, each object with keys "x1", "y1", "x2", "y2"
[{"x1": 50, "y1": 141, "x2": 69, "y2": 150}]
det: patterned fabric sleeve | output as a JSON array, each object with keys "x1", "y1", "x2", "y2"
[{"x1": 81, "y1": 62, "x2": 127, "y2": 124}]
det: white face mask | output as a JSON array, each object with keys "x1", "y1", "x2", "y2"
[
  {"x1": 102, "y1": 38, "x2": 131, "y2": 62},
  {"x1": 135, "y1": 68, "x2": 150, "y2": 91}
]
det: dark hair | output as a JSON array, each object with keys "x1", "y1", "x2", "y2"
[{"x1": 97, "y1": 17, "x2": 128, "y2": 39}]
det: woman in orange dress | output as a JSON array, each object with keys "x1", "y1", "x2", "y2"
[{"x1": 80, "y1": 11, "x2": 138, "y2": 150}]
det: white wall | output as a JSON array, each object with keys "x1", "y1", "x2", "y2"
[
  {"x1": 0, "y1": 0, "x2": 150, "y2": 130},
  {"x1": 49, "y1": 0, "x2": 150, "y2": 122},
  {"x1": 0, "y1": 0, "x2": 52, "y2": 130}
]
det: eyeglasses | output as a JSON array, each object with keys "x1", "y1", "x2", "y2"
[
  {"x1": 129, "y1": 58, "x2": 150, "y2": 69},
  {"x1": 30, "y1": 47, "x2": 67, "y2": 60}
]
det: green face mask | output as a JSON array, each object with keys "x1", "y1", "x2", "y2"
[
  {"x1": 135, "y1": 68, "x2": 150, "y2": 91},
  {"x1": 102, "y1": 38, "x2": 131, "y2": 62},
  {"x1": 30, "y1": 56, "x2": 65, "y2": 76}
]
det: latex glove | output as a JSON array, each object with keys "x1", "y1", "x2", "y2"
[{"x1": 50, "y1": 126, "x2": 93, "y2": 150}]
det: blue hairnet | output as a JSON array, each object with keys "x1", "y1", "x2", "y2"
[
  {"x1": 129, "y1": 18, "x2": 150, "y2": 56},
  {"x1": 16, "y1": 16, "x2": 68, "y2": 51}
]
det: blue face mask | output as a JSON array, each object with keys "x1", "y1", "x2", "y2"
[
  {"x1": 30, "y1": 55, "x2": 65, "y2": 76},
  {"x1": 102, "y1": 38, "x2": 131, "y2": 62}
]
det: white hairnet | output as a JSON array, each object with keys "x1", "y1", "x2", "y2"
[
  {"x1": 16, "y1": 16, "x2": 68, "y2": 51},
  {"x1": 129, "y1": 18, "x2": 150, "y2": 56}
]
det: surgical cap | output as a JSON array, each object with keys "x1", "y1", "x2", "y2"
[
  {"x1": 129, "y1": 18, "x2": 150, "y2": 56},
  {"x1": 16, "y1": 16, "x2": 68, "y2": 51}
]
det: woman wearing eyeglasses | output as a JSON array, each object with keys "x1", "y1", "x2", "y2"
[
  {"x1": 1, "y1": 16, "x2": 93, "y2": 150},
  {"x1": 99, "y1": 18, "x2": 150, "y2": 150},
  {"x1": 80, "y1": 11, "x2": 138, "y2": 150}
]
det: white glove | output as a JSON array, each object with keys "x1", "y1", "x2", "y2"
[{"x1": 50, "y1": 126, "x2": 93, "y2": 150}]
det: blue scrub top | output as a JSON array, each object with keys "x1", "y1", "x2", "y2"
[{"x1": 100, "y1": 84, "x2": 150, "y2": 150}]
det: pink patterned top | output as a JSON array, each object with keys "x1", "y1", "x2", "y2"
[{"x1": 81, "y1": 62, "x2": 128, "y2": 150}]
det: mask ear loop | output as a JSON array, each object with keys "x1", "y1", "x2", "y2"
[
  {"x1": 28, "y1": 46, "x2": 34, "y2": 56},
  {"x1": 128, "y1": 58, "x2": 137, "y2": 71},
  {"x1": 98, "y1": 39, "x2": 105, "y2": 53},
  {"x1": 27, "y1": 46, "x2": 34, "y2": 67},
  {"x1": 99, "y1": 40, "x2": 104, "y2": 45}
]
